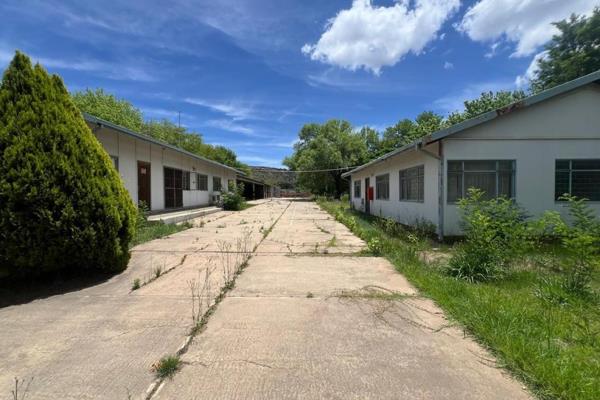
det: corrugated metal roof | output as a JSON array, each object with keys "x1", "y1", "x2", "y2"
[
  {"x1": 342, "y1": 69, "x2": 600, "y2": 178},
  {"x1": 83, "y1": 112, "x2": 244, "y2": 175}
]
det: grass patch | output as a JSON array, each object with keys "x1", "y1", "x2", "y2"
[
  {"x1": 131, "y1": 221, "x2": 191, "y2": 247},
  {"x1": 318, "y1": 199, "x2": 599, "y2": 400},
  {"x1": 152, "y1": 355, "x2": 181, "y2": 379}
]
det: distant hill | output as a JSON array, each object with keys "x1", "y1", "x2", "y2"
[{"x1": 249, "y1": 166, "x2": 297, "y2": 190}]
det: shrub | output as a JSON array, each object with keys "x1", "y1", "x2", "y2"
[
  {"x1": 537, "y1": 195, "x2": 600, "y2": 296},
  {"x1": 0, "y1": 52, "x2": 137, "y2": 278},
  {"x1": 340, "y1": 193, "x2": 349, "y2": 203},
  {"x1": 447, "y1": 188, "x2": 529, "y2": 282},
  {"x1": 221, "y1": 183, "x2": 246, "y2": 211}
]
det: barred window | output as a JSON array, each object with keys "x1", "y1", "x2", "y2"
[
  {"x1": 353, "y1": 180, "x2": 361, "y2": 198},
  {"x1": 196, "y1": 173, "x2": 208, "y2": 191},
  {"x1": 213, "y1": 176, "x2": 222, "y2": 192},
  {"x1": 448, "y1": 160, "x2": 515, "y2": 202},
  {"x1": 375, "y1": 174, "x2": 389, "y2": 200},
  {"x1": 399, "y1": 165, "x2": 424, "y2": 202},
  {"x1": 110, "y1": 155, "x2": 119, "y2": 171},
  {"x1": 555, "y1": 159, "x2": 600, "y2": 201},
  {"x1": 183, "y1": 171, "x2": 191, "y2": 190}
]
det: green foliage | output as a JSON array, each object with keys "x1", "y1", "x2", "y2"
[
  {"x1": 284, "y1": 120, "x2": 369, "y2": 197},
  {"x1": 221, "y1": 183, "x2": 246, "y2": 211},
  {"x1": 536, "y1": 195, "x2": 600, "y2": 296},
  {"x1": 531, "y1": 8, "x2": 600, "y2": 92},
  {"x1": 152, "y1": 355, "x2": 181, "y2": 379},
  {"x1": 71, "y1": 88, "x2": 143, "y2": 131},
  {"x1": 448, "y1": 188, "x2": 530, "y2": 282},
  {"x1": 446, "y1": 90, "x2": 527, "y2": 125},
  {"x1": 379, "y1": 111, "x2": 445, "y2": 155},
  {"x1": 0, "y1": 51, "x2": 137, "y2": 277}
]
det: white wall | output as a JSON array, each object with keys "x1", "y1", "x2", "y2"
[
  {"x1": 442, "y1": 84, "x2": 600, "y2": 235},
  {"x1": 349, "y1": 142, "x2": 440, "y2": 228},
  {"x1": 91, "y1": 124, "x2": 236, "y2": 211}
]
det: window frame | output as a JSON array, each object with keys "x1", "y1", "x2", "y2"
[
  {"x1": 196, "y1": 173, "x2": 208, "y2": 191},
  {"x1": 183, "y1": 171, "x2": 191, "y2": 190},
  {"x1": 555, "y1": 159, "x2": 600, "y2": 201},
  {"x1": 399, "y1": 165, "x2": 424, "y2": 203},
  {"x1": 110, "y1": 155, "x2": 119, "y2": 172},
  {"x1": 447, "y1": 160, "x2": 516, "y2": 203},
  {"x1": 353, "y1": 180, "x2": 361, "y2": 198},
  {"x1": 213, "y1": 176, "x2": 222, "y2": 192},
  {"x1": 375, "y1": 173, "x2": 390, "y2": 201}
]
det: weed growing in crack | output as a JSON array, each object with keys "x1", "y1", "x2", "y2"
[
  {"x1": 153, "y1": 265, "x2": 163, "y2": 279},
  {"x1": 188, "y1": 261, "x2": 216, "y2": 326},
  {"x1": 306, "y1": 292, "x2": 314, "y2": 298},
  {"x1": 131, "y1": 278, "x2": 141, "y2": 291},
  {"x1": 152, "y1": 355, "x2": 181, "y2": 379},
  {"x1": 11, "y1": 377, "x2": 33, "y2": 400},
  {"x1": 331, "y1": 285, "x2": 414, "y2": 301},
  {"x1": 327, "y1": 235, "x2": 337, "y2": 247}
]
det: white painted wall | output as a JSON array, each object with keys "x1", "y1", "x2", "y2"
[
  {"x1": 90, "y1": 124, "x2": 236, "y2": 211},
  {"x1": 349, "y1": 142, "x2": 440, "y2": 228}
]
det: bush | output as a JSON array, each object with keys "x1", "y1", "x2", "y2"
[
  {"x1": 447, "y1": 188, "x2": 529, "y2": 282},
  {"x1": 537, "y1": 195, "x2": 600, "y2": 296},
  {"x1": 0, "y1": 52, "x2": 137, "y2": 278},
  {"x1": 221, "y1": 183, "x2": 246, "y2": 211}
]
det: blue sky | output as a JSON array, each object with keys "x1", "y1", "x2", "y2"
[{"x1": 1, "y1": 0, "x2": 597, "y2": 167}]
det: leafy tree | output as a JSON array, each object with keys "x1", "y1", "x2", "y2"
[
  {"x1": 72, "y1": 88, "x2": 143, "y2": 131},
  {"x1": 0, "y1": 52, "x2": 137, "y2": 278},
  {"x1": 284, "y1": 120, "x2": 368, "y2": 197},
  {"x1": 531, "y1": 8, "x2": 600, "y2": 92},
  {"x1": 446, "y1": 90, "x2": 527, "y2": 125}
]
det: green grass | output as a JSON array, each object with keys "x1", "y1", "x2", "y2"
[
  {"x1": 318, "y1": 199, "x2": 599, "y2": 400},
  {"x1": 131, "y1": 221, "x2": 192, "y2": 247},
  {"x1": 152, "y1": 355, "x2": 181, "y2": 379}
]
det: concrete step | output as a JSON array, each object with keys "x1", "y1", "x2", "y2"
[{"x1": 147, "y1": 206, "x2": 221, "y2": 224}]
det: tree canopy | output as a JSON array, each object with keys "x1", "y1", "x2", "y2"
[
  {"x1": 72, "y1": 88, "x2": 249, "y2": 173},
  {"x1": 531, "y1": 8, "x2": 600, "y2": 92}
]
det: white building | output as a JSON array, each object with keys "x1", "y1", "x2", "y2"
[
  {"x1": 84, "y1": 113, "x2": 238, "y2": 212},
  {"x1": 342, "y1": 71, "x2": 600, "y2": 238}
]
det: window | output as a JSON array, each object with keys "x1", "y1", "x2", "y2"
[
  {"x1": 183, "y1": 171, "x2": 191, "y2": 190},
  {"x1": 196, "y1": 173, "x2": 208, "y2": 191},
  {"x1": 110, "y1": 155, "x2": 119, "y2": 171},
  {"x1": 164, "y1": 167, "x2": 183, "y2": 208},
  {"x1": 555, "y1": 159, "x2": 600, "y2": 201},
  {"x1": 213, "y1": 176, "x2": 222, "y2": 191},
  {"x1": 399, "y1": 165, "x2": 424, "y2": 202},
  {"x1": 375, "y1": 174, "x2": 389, "y2": 200},
  {"x1": 448, "y1": 160, "x2": 515, "y2": 202},
  {"x1": 353, "y1": 180, "x2": 361, "y2": 198}
]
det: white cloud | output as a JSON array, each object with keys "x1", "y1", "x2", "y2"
[
  {"x1": 203, "y1": 119, "x2": 255, "y2": 135},
  {"x1": 457, "y1": 0, "x2": 598, "y2": 57},
  {"x1": 443, "y1": 61, "x2": 454, "y2": 70},
  {"x1": 237, "y1": 155, "x2": 284, "y2": 168},
  {"x1": 302, "y1": 0, "x2": 460, "y2": 74},
  {"x1": 184, "y1": 98, "x2": 257, "y2": 120},
  {"x1": 515, "y1": 50, "x2": 548, "y2": 87}
]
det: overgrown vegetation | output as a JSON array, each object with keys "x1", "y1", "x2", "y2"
[
  {"x1": 152, "y1": 355, "x2": 181, "y2": 379},
  {"x1": 0, "y1": 52, "x2": 136, "y2": 278},
  {"x1": 221, "y1": 183, "x2": 247, "y2": 211},
  {"x1": 130, "y1": 202, "x2": 191, "y2": 247},
  {"x1": 318, "y1": 198, "x2": 599, "y2": 400}
]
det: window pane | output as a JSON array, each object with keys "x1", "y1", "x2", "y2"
[
  {"x1": 555, "y1": 170, "x2": 569, "y2": 200},
  {"x1": 448, "y1": 161, "x2": 462, "y2": 172},
  {"x1": 555, "y1": 160, "x2": 570, "y2": 170},
  {"x1": 448, "y1": 172, "x2": 462, "y2": 202},
  {"x1": 498, "y1": 171, "x2": 513, "y2": 198},
  {"x1": 465, "y1": 172, "x2": 496, "y2": 199},
  {"x1": 498, "y1": 160, "x2": 514, "y2": 170},
  {"x1": 572, "y1": 159, "x2": 600, "y2": 170},
  {"x1": 571, "y1": 171, "x2": 600, "y2": 201},
  {"x1": 464, "y1": 160, "x2": 496, "y2": 171}
]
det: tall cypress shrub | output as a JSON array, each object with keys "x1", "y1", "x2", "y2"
[{"x1": 0, "y1": 51, "x2": 137, "y2": 277}]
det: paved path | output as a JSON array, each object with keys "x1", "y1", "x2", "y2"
[{"x1": 0, "y1": 200, "x2": 530, "y2": 399}]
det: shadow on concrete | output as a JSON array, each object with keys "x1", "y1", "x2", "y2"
[{"x1": 0, "y1": 270, "x2": 114, "y2": 308}]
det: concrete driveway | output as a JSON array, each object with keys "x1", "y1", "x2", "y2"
[{"x1": 0, "y1": 200, "x2": 530, "y2": 399}]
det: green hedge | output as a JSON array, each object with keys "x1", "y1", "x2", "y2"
[{"x1": 0, "y1": 51, "x2": 137, "y2": 277}]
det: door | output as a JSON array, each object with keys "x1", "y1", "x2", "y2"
[
  {"x1": 137, "y1": 161, "x2": 151, "y2": 209},
  {"x1": 364, "y1": 177, "x2": 370, "y2": 214},
  {"x1": 164, "y1": 167, "x2": 183, "y2": 209}
]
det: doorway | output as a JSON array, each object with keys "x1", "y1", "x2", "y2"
[
  {"x1": 137, "y1": 161, "x2": 151, "y2": 209},
  {"x1": 164, "y1": 167, "x2": 183, "y2": 209}
]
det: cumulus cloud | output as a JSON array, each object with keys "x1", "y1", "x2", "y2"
[
  {"x1": 457, "y1": 0, "x2": 598, "y2": 57},
  {"x1": 515, "y1": 50, "x2": 548, "y2": 88},
  {"x1": 302, "y1": 0, "x2": 460, "y2": 74}
]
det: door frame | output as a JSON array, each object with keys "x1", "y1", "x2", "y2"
[
  {"x1": 137, "y1": 161, "x2": 151, "y2": 209},
  {"x1": 364, "y1": 177, "x2": 370, "y2": 214}
]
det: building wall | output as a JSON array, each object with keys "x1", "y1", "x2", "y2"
[
  {"x1": 91, "y1": 124, "x2": 236, "y2": 211},
  {"x1": 349, "y1": 142, "x2": 440, "y2": 229},
  {"x1": 442, "y1": 84, "x2": 600, "y2": 235}
]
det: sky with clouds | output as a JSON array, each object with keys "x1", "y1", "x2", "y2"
[{"x1": 1, "y1": 0, "x2": 597, "y2": 167}]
